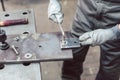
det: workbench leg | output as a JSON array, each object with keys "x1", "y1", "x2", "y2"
[
  {"x1": 0, "y1": 63, "x2": 42, "y2": 80},
  {"x1": 1, "y1": 0, "x2": 5, "y2": 11}
]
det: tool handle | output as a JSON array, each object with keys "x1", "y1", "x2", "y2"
[{"x1": 0, "y1": 18, "x2": 28, "y2": 27}]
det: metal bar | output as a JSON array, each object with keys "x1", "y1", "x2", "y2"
[
  {"x1": 58, "y1": 23, "x2": 65, "y2": 38},
  {"x1": 1, "y1": 0, "x2": 5, "y2": 11}
]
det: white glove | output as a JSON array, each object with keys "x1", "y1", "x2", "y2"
[
  {"x1": 48, "y1": 0, "x2": 63, "y2": 23},
  {"x1": 79, "y1": 25, "x2": 120, "y2": 46}
]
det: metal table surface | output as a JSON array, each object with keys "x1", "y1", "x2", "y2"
[{"x1": 0, "y1": 32, "x2": 73, "y2": 63}]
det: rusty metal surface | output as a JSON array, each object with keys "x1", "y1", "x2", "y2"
[
  {"x1": 0, "y1": 9, "x2": 36, "y2": 35},
  {"x1": 0, "y1": 32, "x2": 73, "y2": 63},
  {"x1": 0, "y1": 63, "x2": 41, "y2": 80}
]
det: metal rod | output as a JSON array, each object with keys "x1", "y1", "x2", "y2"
[
  {"x1": 55, "y1": 15, "x2": 66, "y2": 39},
  {"x1": 58, "y1": 23, "x2": 65, "y2": 37},
  {"x1": 1, "y1": 0, "x2": 5, "y2": 11}
]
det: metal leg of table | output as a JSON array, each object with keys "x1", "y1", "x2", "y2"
[
  {"x1": 0, "y1": 63, "x2": 42, "y2": 80},
  {"x1": 0, "y1": 0, "x2": 5, "y2": 11}
]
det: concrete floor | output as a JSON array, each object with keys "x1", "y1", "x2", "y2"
[{"x1": 0, "y1": 0, "x2": 100, "y2": 80}]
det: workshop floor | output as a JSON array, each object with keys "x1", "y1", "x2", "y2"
[{"x1": 1, "y1": 0, "x2": 100, "y2": 80}]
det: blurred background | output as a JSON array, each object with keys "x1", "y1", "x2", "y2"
[{"x1": 0, "y1": 0, "x2": 100, "y2": 80}]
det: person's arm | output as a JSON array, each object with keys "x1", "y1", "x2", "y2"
[
  {"x1": 79, "y1": 24, "x2": 120, "y2": 46},
  {"x1": 48, "y1": 0, "x2": 63, "y2": 23}
]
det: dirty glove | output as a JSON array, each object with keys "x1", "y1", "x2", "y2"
[
  {"x1": 48, "y1": 0, "x2": 63, "y2": 23},
  {"x1": 79, "y1": 25, "x2": 120, "y2": 46}
]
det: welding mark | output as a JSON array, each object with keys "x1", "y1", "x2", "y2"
[{"x1": 89, "y1": 68, "x2": 94, "y2": 75}]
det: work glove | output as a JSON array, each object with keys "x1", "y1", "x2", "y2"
[
  {"x1": 48, "y1": 0, "x2": 64, "y2": 23},
  {"x1": 79, "y1": 25, "x2": 120, "y2": 46}
]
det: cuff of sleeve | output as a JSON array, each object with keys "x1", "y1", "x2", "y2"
[{"x1": 111, "y1": 24, "x2": 120, "y2": 40}]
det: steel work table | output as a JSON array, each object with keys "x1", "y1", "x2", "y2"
[{"x1": 0, "y1": 9, "x2": 73, "y2": 80}]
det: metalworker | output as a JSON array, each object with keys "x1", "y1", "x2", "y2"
[{"x1": 48, "y1": 0, "x2": 120, "y2": 80}]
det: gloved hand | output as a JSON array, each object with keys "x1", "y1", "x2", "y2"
[
  {"x1": 79, "y1": 25, "x2": 120, "y2": 46},
  {"x1": 48, "y1": 0, "x2": 64, "y2": 23}
]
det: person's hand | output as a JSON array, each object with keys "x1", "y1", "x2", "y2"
[
  {"x1": 48, "y1": 0, "x2": 64, "y2": 23},
  {"x1": 79, "y1": 25, "x2": 120, "y2": 46}
]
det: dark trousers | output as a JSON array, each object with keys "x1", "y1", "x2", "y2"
[{"x1": 62, "y1": 0, "x2": 120, "y2": 80}]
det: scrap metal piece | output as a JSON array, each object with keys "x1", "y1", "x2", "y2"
[{"x1": 60, "y1": 38, "x2": 81, "y2": 49}]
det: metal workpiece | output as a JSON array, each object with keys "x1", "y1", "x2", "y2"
[
  {"x1": 0, "y1": 32, "x2": 72, "y2": 63},
  {"x1": 0, "y1": 63, "x2": 42, "y2": 80},
  {"x1": 60, "y1": 37, "x2": 81, "y2": 49},
  {"x1": 56, "y1": 22, "x2": 77, "y2": 50},
  {"x1": 0, "y1": 9, "x2": 36, "y2": 35}
]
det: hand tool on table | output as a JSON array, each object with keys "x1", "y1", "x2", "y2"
[
  {"x1": 0, "y1": 18, "x2": 28, "y2": 27},
  {"x1": 56, "y1": 17, "x2": 81, "y2": 50}
]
